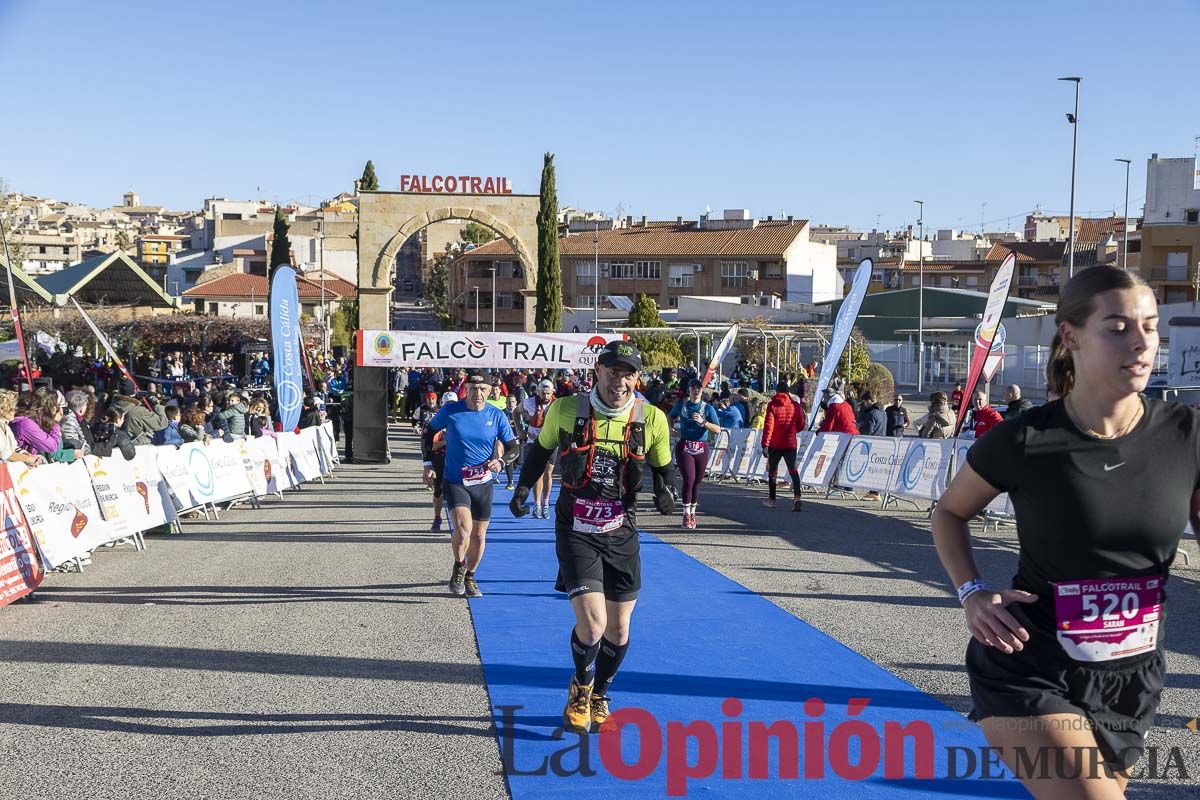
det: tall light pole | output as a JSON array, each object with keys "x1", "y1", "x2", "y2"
[
  {"x1": 1059, "y1": 76, "x2": 1081, "y2": 278},
  {"x1": 1115, "y1": 158, "x2": 1131, "y2": 270},
  {"x1": 489, "y1": 265, "x2": 496, "y2": 331},
  {"x1": 593, "y1": 221, "x2": 600, "y2": 331},
  {"x1": 914, "y1": 199, "x2": 924, "y2": 392},
  {"x1": 473, "y1": 285, "x2": 480, "y2": 331}
]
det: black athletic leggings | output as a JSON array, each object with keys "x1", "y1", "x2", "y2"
[
  {"x1": 675, "y1": 440, "x2": 709, "y2": 505},
  {"x1": 766, "y1": 448, "x2": 802, "y2": 500}
]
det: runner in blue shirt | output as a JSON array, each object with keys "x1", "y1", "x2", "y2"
[
  {"x1": 668, "y1": 379, "x2": 722, "y2": 528},
  {"x1": 422, "y1": 373, "x2": 519, "y2": 598}
]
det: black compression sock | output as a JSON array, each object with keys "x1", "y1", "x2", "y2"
[
  {"x1": 570, "y1": 629, "x2": 600, "y2": 686},
  {"x1": 592, "y1": 637, "x2": 629, "y2": 695}
]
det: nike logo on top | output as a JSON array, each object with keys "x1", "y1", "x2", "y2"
[{"x1": 1104, "y1": 462, "x2": 1126, "y2": 472}]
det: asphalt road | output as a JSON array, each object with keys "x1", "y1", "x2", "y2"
[{"x1": 2, "y1": 427, "x2": 1197, "y2": 799}]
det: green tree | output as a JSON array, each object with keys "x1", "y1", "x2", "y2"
[
  {"x1": 359, "y1": 160, "x2": 379, "y2": 191},
  {"x1": 625, "y1": 294, "x2": 683, "y2": 371},
  {"x1": 329, "y1": 298, "x2": 359, "y2": 348},
  {"x1": 268, "y1": 207, "x2": 291, "y2": 277},
  {"x1": 535, "y1": 152, "x2": 562, "y2": 332},
  {"x1": 423, "y1": 249, "x2": 452, "y2": 329},
  {"x1": 837, "y1": 331, "x2": 871, "y2": 383},
  {"x1": 460, "y1": 222, "x2": 495, "y2": 247}
]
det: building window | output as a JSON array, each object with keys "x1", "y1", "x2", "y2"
[
  {"x1": 39, "y1": 245, "x2": 46, "y2": 254},
  {"x1": 1187, "y1": 210, "x2": 1199, "y2": 224},
  {"x1": 576, "y1": 295, "x2": 595, "y2": 308},
  {"x1": 63, "y1": 246, "x2": 70, "y2": 255},
  {"x1": 762, "y1": 261, "x2": 783, "y2": 278},
  {"x1": 635, "y1": 261, "x2": 661, "y2": 279},
  {"x1": 721, "y1": 260, "x2": 751, "y2": 287},
  {"x1": 966, "y1": 276, "x2": 979, "y2": 287},
  {"x1": 302, "y1": 303, "x2": 317, "y2": 317},
  {"x1": 574, "y1": 260, "x2": 597, "y2": 285},
  {"x1": 207, "y1": 302, "x2": 218, "y2": 314},
  {"x1": 609, "y1": 261, "x2": 635, "y2": 279},
  {"x1": 668, "y1": 262, "x2": 696, "y2": 288},
  {"x1": 668, "y1": 296, "x2": 679, "y2": 308}
]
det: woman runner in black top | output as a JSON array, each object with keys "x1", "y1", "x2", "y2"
[{"x1": 933, "y1": 267, "x2": 1198, "y2": 799}]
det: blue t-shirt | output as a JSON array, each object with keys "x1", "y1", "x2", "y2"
[
  {"x1": 669, "y1": 399, "x2": 720, "y2": 441},
  {"x1": 717, "y1": 404, "x2": 744, "y2": 429},
  {"x1": 428, "y1": 401, "x2": 516, "y2": 484}
]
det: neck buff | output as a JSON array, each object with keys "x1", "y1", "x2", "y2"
[{"x1": 590, "y1": 388, "x2": 635, "y2": 419}]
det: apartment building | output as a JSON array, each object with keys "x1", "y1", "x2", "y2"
[{"x1": 1142, "y1": 153, "x2": 1200, "y2": 304}]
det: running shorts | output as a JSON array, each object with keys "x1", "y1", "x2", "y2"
[
  {"x1": 431, "y1": 456, "x2": 445, "y2": 499},
  {"x1": 444, "y1": 481, "x2": 494, "y2": 521},
  {"x1": 966, "y1": 614, "x2": 1165, "y2": 771},
  {"x1": 554, "y1": 523, "x2": 640, "y2": 602}
]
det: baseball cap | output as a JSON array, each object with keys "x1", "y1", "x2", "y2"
[
  {"x1": 440, "y1": 391, "x2": 458, "y2": 405},
  {"x1": 466, "y1": 372, "x2": 488, "y2": 384},
  {"x1": 597, "y1": 340, "x2": 642, "y2": 371},
  {"x1": 537, "y1": 379, "x2": 555, "y2": 391}
]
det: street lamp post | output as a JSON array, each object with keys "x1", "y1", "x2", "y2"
[
  {"x1": 593, "y1": 222, "x2": 600, "y2": 332},
  {"x1": 473, "y1": 286, "x2": 480, "y2": 331},
  {"x1": 489, "y1": 265, "x2": 496, "y2": 332},
  {"x1": 1115, "y1": 158, "x2": 1131, "y2": 271},
  {"x1": 914, "y1": 199, "x2": 924, "y2": 393},
  {"x1": 1059, "y1": 76, "x2": 1082, "y2": 278}
]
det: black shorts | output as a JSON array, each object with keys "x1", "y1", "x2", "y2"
[
  {"x1": 554, "y1": 523, "x2": 640, "y2": 602},
  {"x1": 431, "y1": 458, "x2": 445, "y2": 499},
  {"x1": 966, "y1": 616, "x2": 1165, "y2": 771},
  {"x1": 443, "y1": 481, "x2": 494, "y2": 521}
]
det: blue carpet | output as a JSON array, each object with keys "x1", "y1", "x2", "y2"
[{"x1": 472, "y1": 487, "x2": 1028, "y2": 799}]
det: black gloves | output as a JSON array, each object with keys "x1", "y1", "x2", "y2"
[
  {"x1": 652, "y1": 467, "x2": 676, "y2": 515},
  {"x1": 761, "y1": 446, "x2": 771, "y2": 460},
  {"x1": 509, "y1": 485, "x2": 530, "y2": 517}
]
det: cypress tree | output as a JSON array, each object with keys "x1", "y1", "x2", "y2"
[
  {"x1": 535, "y1": 152, "x2": 562, "y2": 332},
  {"x1": 360, "y1": 160, "x2": 379, "y2": 191},
  {"x1": 268, "y1": 207, "x2": 292, "y2": 277}
]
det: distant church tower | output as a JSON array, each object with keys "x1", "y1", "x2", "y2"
[{"x1": 123, "y1": 191, "x2": 139, "y2": 207}]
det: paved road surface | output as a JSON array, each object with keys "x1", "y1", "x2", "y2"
[{"x1": 1, "y1": 426, "x2": 1196, "y2": 798}]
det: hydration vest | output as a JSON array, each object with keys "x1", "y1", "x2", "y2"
[{"x1": 558, "y1": 392, "x2": 647, "y2": 501}]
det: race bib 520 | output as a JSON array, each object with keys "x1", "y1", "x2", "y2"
[{"x1": 1053, "y1": 575, "x2": 1162, "y2": 662}]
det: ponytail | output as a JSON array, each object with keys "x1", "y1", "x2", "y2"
[{"x1": 1046, "y1": 332, "x2": 1075, "y2": 398}]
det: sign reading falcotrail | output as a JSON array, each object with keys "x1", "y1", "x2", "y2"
[{"x1": 356, "y1": 331, "x2": 626, "y2": 370}]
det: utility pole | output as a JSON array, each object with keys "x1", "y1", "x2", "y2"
[
  {"x1": 914, "y1": 200, "x2": 925, "y2": 392},
  {"x1": 1059, "y1": 76, "x2": 1082, "y2": 278},
  {"x1": 489, "y1": 265, "x2": 496, "y2": 332},
  {"x1": 1115, "y1": 158, "x2": 1131, "y2": 271},
  {"x1": 593, "y1": 221, "x2": 600, "y2": 331}
]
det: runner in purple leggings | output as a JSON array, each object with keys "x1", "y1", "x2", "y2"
[{"x1": 668, "y1": 379, "x2": 722, "y2": 529}]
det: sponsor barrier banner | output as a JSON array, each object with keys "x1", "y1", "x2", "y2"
[
  {"x1": 799, "y1": 433, "x2": 850, "y2": 487},
  {"x1": 9, "y1": 461, "x2": 116, "y2": 569},
  {"x1": 288, "y1": 428, "x2": 324, "y2": 484},
  {"x1": 836, "y1": 436, "x2": 906, "y2": 492},
  {"x1": 270, "y1": 265, "x2": 304, "y2": 432},
  {"x1": 889, "y1": 439, "x2": 955, "y2": 501},
  {"x1": 355, "y1": 330, "x2": 626, "y2": 370},
  {"x1": 948, "y1": 437, "x2": 1013, "y2": 517},
  {"x1": 237, "y1": 437, "x2": 270, "y2": 498},
  {"x1": 955, "y1": 252, "x2": 1015, "y2": 435},
  {"x1": 156, "y1": 444, "x2": 204, "y2": 510},
  {"x1": 133, "y1": 447, "x2": 177, "y2": 527},
  {"x1": 83, "y1": 455, "x2": 138, "y2": 538},
  {"x1": 315, "y1": 422, "x2": 337, "y2": 474},
  {"x1": 809, "y1": 258, "x2": 873, "y2": 430},
  {"x1": 207, "y1": 440, "x2": 256, "y2": 503},
  {"x1": 0, "y1": 464, "x2": 43, "y2": 606}
]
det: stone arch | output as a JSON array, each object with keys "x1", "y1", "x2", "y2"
[{"x1": 372, "y1": 206, "x2": 536, "y2": 291}]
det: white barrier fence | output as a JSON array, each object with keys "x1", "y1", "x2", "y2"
[
  {"x1": 704, "y1": 428, "x2": 1009, "y2": 514},
  {"x1": 1, "y1": 423, "x2": 338, "y2": 598}
]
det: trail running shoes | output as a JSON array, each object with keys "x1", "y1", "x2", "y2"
[
  {"x1": 464, "y1": 574, "x2": 483, "y2": 598},
  {"x1": 448, "y1": 563, "x2": 466, "y2": 596},
  {"x1": 590, "y1": 694, "x2": 611, "y2": 732},
  {"x1": 563, "y1": 677, "x2": 593, "y2": 734}
]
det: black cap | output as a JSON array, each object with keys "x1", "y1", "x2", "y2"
[
  {"x1": 467, "y1": 372, "x2": 489, "y2": 384},
  {"x1": 688, "y1": 378, "x2": 702, "y2": 389},
  {"x1": 597, "y1": 340, "x2": 642, "y2": 371}
]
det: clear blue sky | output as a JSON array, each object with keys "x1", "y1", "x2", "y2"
[{"x1": 1, "y1": 0, "x2": 1196, "y2": 233}]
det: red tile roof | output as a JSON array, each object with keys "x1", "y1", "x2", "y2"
[
  {"x1": 985, "y1": 241, "x2": 1065, "y2": 262},
  {"x1": 182, "y1": 272, "x2": 355, "y2": 299},
  {"x1": 461, "y1": 221, "x2": 812, "y2": 260}
]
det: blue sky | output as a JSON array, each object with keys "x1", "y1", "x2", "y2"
[{"x1": 1, "y1": 0, "x2": 1196, "y2": 233}]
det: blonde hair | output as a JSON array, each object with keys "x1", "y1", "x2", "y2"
[
  {"x1": 1047, "y1": 267, "x2": 1149, "y2": 397},
  {"x1": 0, "y1": 389, "x2": 15, "y2": 418}
]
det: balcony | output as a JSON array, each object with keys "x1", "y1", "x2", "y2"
[
  {"x1": 1149, "y1": 266, "x2": 1191, "y2": 283},
  {"x1": 1017, "y1": 275, "x2": 1039, "y2": 287},
  {"x1": 1033, "y1": 284, "x2": 1060, "y2": 298}
]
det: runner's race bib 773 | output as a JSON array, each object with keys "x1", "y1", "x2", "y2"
[
  {"x1": 461, "y1": 462, "x2": 493, "y2": 487},
  {"x1": 1053, "y1": 575, "x2": 1163, "y2": 662},
  {"x1": 683, "y1": 440, "x2": 706, "y2": 456},
  {"x1": 572, "y1": 497, "x2": 625, "y2": 535}
]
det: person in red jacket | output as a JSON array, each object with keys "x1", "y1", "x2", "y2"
[
  {"x1": 817, "y1": 378, "x2": 860, "y2": 435},
  {"x1": 761, "y1": 381, "x2": 807, "y2": 511},
  {"x1": 971, "y1": 389, "x2": 1003, "y2": 438}
]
